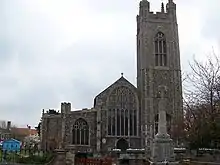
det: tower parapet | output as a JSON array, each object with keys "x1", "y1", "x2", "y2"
[{"x1": 137, "y1": 0, "x2": 177, "y2": 22}]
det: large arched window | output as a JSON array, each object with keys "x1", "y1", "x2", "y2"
[
  {"x1": 107, "y1": 86, "x2": 138, "y2": 136},
  {"x1": 72, "y1": 118, "x2": 89, "y2": 145},
  {"x1": 154, "y1": 32, "x2": 167, "y2": 66}
]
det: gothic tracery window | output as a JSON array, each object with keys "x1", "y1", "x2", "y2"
[
  {"x1": 107, "y1": 86, "x2": 138, "y2": 136},
  {"x1": 154, "y1": 32, "x2": 167, "y2": 66},
  {"x1": 72, "y1": 118, "x2": 89, "y2": 145}
]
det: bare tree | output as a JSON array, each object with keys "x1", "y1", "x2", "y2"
[{"x1": 183, "y1": 53, "x2": 220, "y2": 149}]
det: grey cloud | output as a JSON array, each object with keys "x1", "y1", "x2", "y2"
[
  {"x1": 84, "y1": 0, "x2": 137, "y2": 15},
  {"x1": 0, "y1": 31, "x2": 135, "y2": 127},
  {"x1": 200, "y1": 0, "x2": 220, "y2": 40},
  {"x1": 0, "y1": 0, "x2": 218, "y2": 127},
  {"x1": 0, "y1": 38, "x2": 14, "y2": 62},
  {"x1": 0, "y1": 84, "x2": 60, "y2": 127}
]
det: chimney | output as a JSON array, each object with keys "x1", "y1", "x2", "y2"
[{"x1": 7, "y1": 121, "x2": 11, "y2": 130}]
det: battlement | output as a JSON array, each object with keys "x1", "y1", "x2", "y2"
[
  {"x1": 138, "y1": 0, "x2": 176, "y2": 21},
  {"x1": 43, "y1": 113, "x2": 61, "y2": 118},
  {"x1": 41, "y1": 109, "x2": 61, "y2": 119},
  {"x1": 148, "y1": 11, "x2": 168, "y2": 20},
  {"x1": 61, "y1": 102, "x2": 71, "y2": 106},
  {"x1": 61, "y1": 102, "x2": 71, "y2": 114},
  {"x1": 42, "y1": 109, "x2": 60, "y2": 115}
]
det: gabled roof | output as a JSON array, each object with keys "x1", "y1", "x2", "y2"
[{"x1": 94, "y1": 74, "x2": 137, "y2": 107}]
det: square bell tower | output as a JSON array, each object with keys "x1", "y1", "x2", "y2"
[{"x1": 136, "y1": 0, "x2": 183, "y2": 153}]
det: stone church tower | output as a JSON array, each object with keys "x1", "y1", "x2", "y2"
[{"x1": 136, "y1": 0, "x2": 183, "y2": 153}]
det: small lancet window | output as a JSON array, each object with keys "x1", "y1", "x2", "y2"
[{"x1": 154, "y1": 32, "x2": 167, "y2": 67}]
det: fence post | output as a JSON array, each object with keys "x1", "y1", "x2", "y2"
[
  {"x1": 0, "y1": 150, "x2": 2, "y2": 162},
  {"x1": 3, "y1": 150, "x2": 7, "y2": 162}
]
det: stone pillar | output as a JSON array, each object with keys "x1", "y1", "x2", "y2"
[
  {"x1": 150, "y1": 87, "x2": 177, "y2": 164},
  {"x1": 157, "y1": 87, "x2": 169, "y2": 137},
  {"x1": 53, "y1": 149, "x2": 66, "y2": 165},
  {"x1": 61, "y1": 102, "x2": 71, "y2": 148},
  {"x1": 96, "y1": 99, "x2": 102, "y2": 152},
  {"x1": 66, "y1": 150, "x2": 75, "y2": 165},
  {"x1": 157, "y1": 109, "x2": 168, "y2": 137}
]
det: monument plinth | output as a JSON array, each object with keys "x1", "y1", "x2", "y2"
[{"x1": 150, "y1": 87, "x2": 178, "y2": 165}]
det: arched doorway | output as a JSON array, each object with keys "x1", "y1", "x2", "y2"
[{"x1": 116, "y1": 138, "x2": 129, "y2": 152}]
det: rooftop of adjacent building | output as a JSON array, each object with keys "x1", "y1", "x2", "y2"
[{"x1": 10, "y1": 127, "x2": 38, "y2": 137}]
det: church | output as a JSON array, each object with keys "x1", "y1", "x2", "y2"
[{"x1": 40, "y1": 0, "x2": 183, "y2": 156}]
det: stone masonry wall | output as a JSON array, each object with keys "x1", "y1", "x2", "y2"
[
  {"x1": 41, "y1": 114, "x2": 62, "y2": 151},
  {"x1": 64, "y1": 109, "x2": 97, "y2": 153}
]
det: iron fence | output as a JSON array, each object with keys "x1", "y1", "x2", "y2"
[{"x1": 75, "y1": 158, "x2": 113, "y2": 165}]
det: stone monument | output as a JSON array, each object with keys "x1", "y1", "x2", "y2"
[{"x1": 150, "y1": 87, "x2": 178, "y2": 165}]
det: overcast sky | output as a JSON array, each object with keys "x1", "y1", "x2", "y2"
[{"x1": 0, "y1": 0, "x2": 219, "y2": 128}]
